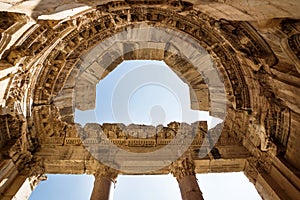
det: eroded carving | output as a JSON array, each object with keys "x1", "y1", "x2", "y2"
[
  {"x1": 93, "y1": 163, "x2": 119, "y2": 183},
  {"x1": 246, "y1": 154, "x2": 273, "y2": 175},
  {"x1": 14, "y1": 7, "x2": 250, "y2": 114},
  {"x1": 0, "y1": 2, "x2": 298, "y2": 200},
  {"x1": 218, "y1": 20, "x2": 277, "y2": 68},
  {"x1": 244, "y1": 157, "x2": 259, "y2": 184},
  {"x1": 169, "y1": 153, "x2": 195, "y2": 180},
  {"x1": 249, "y1": 114, "x2": 270, "y2": 151}
]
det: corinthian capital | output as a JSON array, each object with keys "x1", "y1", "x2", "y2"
[
  {"x1": 169, "y1": 154, "x2": 196, "y2": 180},
  {"x1": 94, "y1": 164, "x2": 119, "y2": 182}
]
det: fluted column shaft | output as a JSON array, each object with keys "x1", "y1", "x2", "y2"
[
  {"x1": 170, "y1": 155, "x2": 204, "y2": 200},
  {"x1": 90, "y1": 165, "x2": 118, "y2": 200}
]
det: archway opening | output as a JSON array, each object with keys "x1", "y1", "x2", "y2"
[
  {"x1": 74, "y1": 60, "x2": 222, "y2": 128},
  {"x1": 29, "y1": 60, "x2": 260, "y2": 199}
]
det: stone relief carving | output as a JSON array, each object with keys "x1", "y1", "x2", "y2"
[
  {"x1": 0, "y1": 12, "x2": 16, "y2": 32},
  {"x1": 93, "y1": 162, "x2": 119, "y2": 184},
  {"x1": 249, "y1": 113, "x2": 271, "y2": 152},
  {"x1": 6, "y1": 65, "x2": 31, "y2": 108},
  {"x1": 244, "y1": 157, "x2": 259, "y2": 184},
  {"x1": 35, "y1": 104, "x2": 232, "y2": 148},
  {"x1": 81, "y1": 123, "x2": 102, "y2": 144},
  {"x1": 169, "y1": 153, "x2": 195, "y2": 180},
  {"x1": 218, "y1": 20, "x2": 277, "y2": 68},
  {"x1": 9, "y1": 6, "x2": 250, "y2": 115},
  {"x1": 9, "y1": 141, "x2": 32, "y2": 172},
  {"x1": 0, "y1": 9, "x2": 272, "y2": 167},
  {"x1": 157, "y1": 125, "x2": 176, "y2": 139},
  {"x1": 35, "y1": 105, "x2": 70, "y2": 139},
  {"x1": 0, "y1": 3, "x2": 298, "y2": 200},
  {"x1": 0, "y1": 0, "x2": 280, "y2": 168},
  {"x1": 3, "y1": 115, "x2": 45, "y2": 178},
  {"x1": 1, "y1": 47, "x2": 30, "y2": 66},
  {"x1": 0, "y1": 3, "x2": 279, "y2": 121},
  {"x1": 246, "y1": 153, "x2": 273, "y2": 176},
  {"x1": 286, "y1": 33, "x2": 300, "y2": 72}
]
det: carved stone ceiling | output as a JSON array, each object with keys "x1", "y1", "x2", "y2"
[
  {"x1": 0, "y1": 1, "x2": 299, "y2": 199},
  {"x1": 0, "y1": 0, "x2": 300, "y2": 20}
]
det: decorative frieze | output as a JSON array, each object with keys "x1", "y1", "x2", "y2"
[
  {"x1": 0, "y1": 2, "x2": 299, "y2": 200},
  {"x1": 1, "y1": 6, "x2": 252, "y2": 115}
]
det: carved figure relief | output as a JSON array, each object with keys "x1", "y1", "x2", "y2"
[{"x1": 249, "y1": 113, "x2": 270, "y2": 151}]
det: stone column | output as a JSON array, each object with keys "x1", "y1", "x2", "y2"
[
  {"x1": 90, "y1": 165, "x2": 118, "y2": 200},
  {"x1": 170, "y1": 155, "x2": 204, "y2": 200},
  {"x1": 0, "y1": 157, "x2": 47, "y2": 200}
]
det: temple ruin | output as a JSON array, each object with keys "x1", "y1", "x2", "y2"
[{"x1": 0, "y1": 0, "x2": 299, "y2": 199}]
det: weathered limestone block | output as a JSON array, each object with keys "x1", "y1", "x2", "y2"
[
  {"x1": 83, "y1": 123, "x2": 103, "y2": 139},
  {"x1": 0, "y1": 3, "x2": 299, "y2": 200},
  {"x1": 75, "y1": 79, "x2": 96, "y2": 111}
]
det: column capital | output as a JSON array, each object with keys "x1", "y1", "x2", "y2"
[
  {"x1": 169, "y1": 154, "x2": 196, "y2": 181},
  {"x1": 93, "y1": 163, "x2": 119, "y2": 182}
]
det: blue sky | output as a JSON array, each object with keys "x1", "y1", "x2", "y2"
[
  {"x1": 29, "y1": 60, "x2": 261, "y2": 200},
  {"x1": 75, "y1": 60, "x2": 222, "y2": 128},
  {"x1": 30, "y1": 173, "x2": 261, "y2": 200}
]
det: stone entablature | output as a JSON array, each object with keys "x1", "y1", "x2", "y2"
[
  {"x1": 38, "y1": 121, "x2": 241, "y2": 148},
  {"x1": 0, "y1": 1, "x2": 299, "y2": 199}
]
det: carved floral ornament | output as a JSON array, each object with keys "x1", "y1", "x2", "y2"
[
  {"x1": 0, "y1": 2, "x2": 280, "y2": 175},
  {"x1": 0, "y1": 3, "x2": 299, "y2": 200},
  {"x1": 1, "y1": 5, "x2": 276, "y2": 110},
  {"x1": 245, "y1": 153, "x2": 273, "y2": 179},
  {"x1": 279, "y1": 19, "x2": 300, "y2": 73},
  {"x1": 169, "y1": 154, "x2": 196, "y2": 180},
  {"x1": 0, "y1": 7, "x2": 278, "y2": 153},
  {"x1": 94, "y1": 164, "x2": 119, "y2": 182}
]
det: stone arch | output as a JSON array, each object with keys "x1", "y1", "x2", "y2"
[
  {"x1": 12, "y1": 6, "x2": 277, "y2": 141},
  {"x1": 0, "y1": 6, "x2": 277, "y2": 118},
  {"x1": 25, "y1": 7, "x2": 270, "y2": 110},
  {"x1": 4, "y1": 2, "x2": 300, "y2": 199},
  {"x1": 0, "y1": 5, "x2": 279, "y2": 167},
  {"x1": 55, "y1": 26, "x2": 218, "y2": 122}
]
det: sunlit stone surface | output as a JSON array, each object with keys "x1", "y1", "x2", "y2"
[{"x1": 0, "y1": 1, "x2": 300, "y2": 199}]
